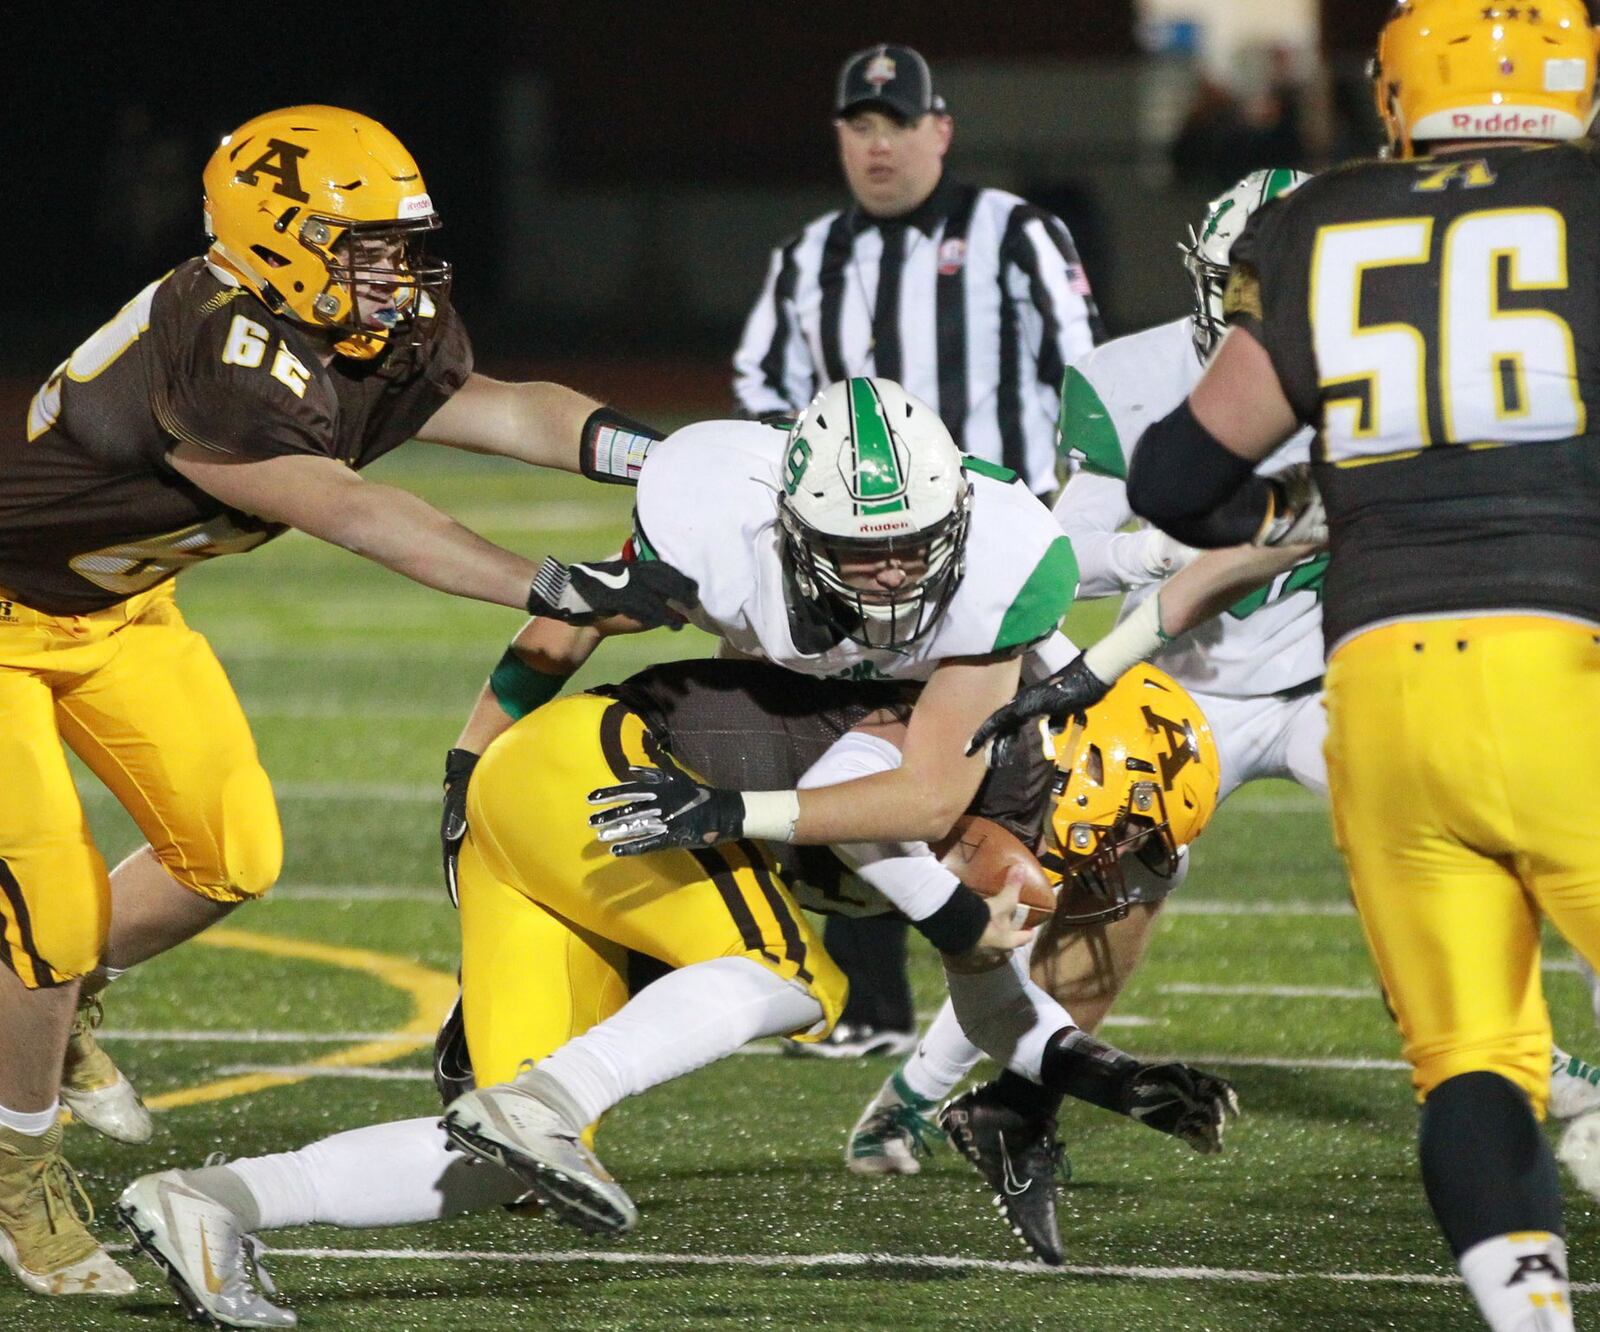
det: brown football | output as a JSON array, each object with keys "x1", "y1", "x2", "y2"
[{"x1": 932, "y1": 815, "x2": 1058, "y2": 929}]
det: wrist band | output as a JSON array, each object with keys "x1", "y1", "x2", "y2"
[
  {"x1": 738, "y1": 789, "x2": 801, "y2": 843},
  {"x1": 1082, "y1": 594, "x2": 1168, "y2": 684},
  {"x1": 913, "y1": 883, "x2": 991, "y2": 955},
  {"x1": 489, "y1": 648, "x2": 571, "y2": 721}
]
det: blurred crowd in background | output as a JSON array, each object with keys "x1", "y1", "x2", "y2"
[{"x1": 10, "y1": 3, "x2": 1388, "y2": 409}]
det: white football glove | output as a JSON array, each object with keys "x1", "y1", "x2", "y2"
[
  {"x1": 1138, "y1": 527, "x2": 1201, "y2": 579},
  {"x1": 1254, "y1": 463, "x2": 1328, "y2": 548}
]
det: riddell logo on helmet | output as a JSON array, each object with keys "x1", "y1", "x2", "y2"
[
  {"x1": 860, "y1": 520, "x2": 912, "y2": 534},
  {"x1": 1450, "y1": 110, "x2": 1559, "y2": 134}
]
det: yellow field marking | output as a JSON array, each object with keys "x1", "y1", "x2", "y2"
[{"x1": 139, "y1": 927, "x2": 456, "y2": 1114}]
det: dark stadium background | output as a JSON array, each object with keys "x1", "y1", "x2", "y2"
[{"x1": 7, "y1": 2, "x2": 1386, "y2": 419}]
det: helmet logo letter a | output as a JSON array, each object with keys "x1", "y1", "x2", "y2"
[
  {"x1": 233, "y1": 138, "x2": 311, "y2": 203},
  {"x1": 1141, "y1": 706, "x2": 1198, "y2": 786}
]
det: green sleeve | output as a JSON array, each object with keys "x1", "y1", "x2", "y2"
[
  {"x1": 1058, "y1": 366, "x2": 1127, "y2": 480},
  {"x1": 993, "y1": 537, "x2": 1079, "y2": 652}
]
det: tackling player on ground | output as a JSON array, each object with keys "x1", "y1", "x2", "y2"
[
  {"x1": 1124, "y1": 4, "x2": 1600, "y2": 1327},
  {"x1": 0, "y1": 104, "x2": 689, "y2": 1300},
  {"x1": 117, "y1": 651, "x2": 1236, "y2": 1326}
]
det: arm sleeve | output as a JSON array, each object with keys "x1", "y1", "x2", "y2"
[
  {"x1": 732, "y1": 238, "x2": 812, "y2": 418},
  {"x1": 795, "y1": 731, "x2": 964, "y2": 922},
  {"x1": 1050, "y1": 469, "x2": 1174, "y2": 596}
]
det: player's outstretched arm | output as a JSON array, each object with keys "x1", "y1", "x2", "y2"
[
  {"x1": 416, "y1": 374, "x2": 662, "y2": 482},
  {"x1": 967, "y1": 534, "x2": 1321, "y2": 753},
  {"x1": 589, "y1": 654, "x2": 1021, "y2": 854},
  {"x1": 167, "y1": 445, "x2": 696, "y2": 621}
]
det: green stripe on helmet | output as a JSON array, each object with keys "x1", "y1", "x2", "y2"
[
  {"x1": 1262, "y1": 167, "x2": 1300, "y2": 201},
  {"x1": 848, "y1": 378, "x2": 906, "y2": 511}
]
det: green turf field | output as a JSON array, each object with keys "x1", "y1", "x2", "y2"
[{"x1": 11, "y1": 445, "x2": 1598, "y2": 1331}]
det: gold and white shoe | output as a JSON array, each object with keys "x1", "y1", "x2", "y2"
[
  {"x1": 61, "y1": 993, "x2": 152, "y2": 1145},
  {"x1": 442, "y1": 1068, "x2": 637, "y2": 1235},
  {"x1": 0, "y1": 1122, "x2": 137, "y2": 1297},
  {"x1": 118, "y1": 1170, "x2": 296, "y2": 1328}
]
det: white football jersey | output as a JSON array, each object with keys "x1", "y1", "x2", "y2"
[
  {"x1": 1056, "y1": 316, "x2": 1325, "y2": 698},
  {"x1": 633, "y1": 419, "x2": 1077, "y2": 682}
]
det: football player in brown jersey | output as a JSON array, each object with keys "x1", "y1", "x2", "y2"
[
  {"x1": 1121, "y1": 3, "x2": 1600, "y2": 1327},
  {"x1": 0, "y1": 104, "x2": 692, "y2": 1299}
]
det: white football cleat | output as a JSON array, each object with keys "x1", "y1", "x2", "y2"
[
  {"x1": 1558, "y1": 1111, "x2": 1600, "y2": 1204},
  {"x1": 846, "y1": 1072, "x2": 941, "y2": 1176},
  {"x1": 1549, "y1": 1047, "x2": 1600, "y2": 1122},
  {"x1": 61, "y1": 1076, "x2": 152, "y2": 1147},
  {"x1": 442, "y1": 1068, "x2": 638, "y2": 1235},
  {"x1": 117, "y1": 1171, "x2": 295, "y2": 1328},
  {"x1": 62, "y1": 994, "x2": 152, "y2": 1145}
]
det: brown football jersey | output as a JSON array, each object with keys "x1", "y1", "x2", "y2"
[
  {"x1": 598, "y1": 656, "x2": 1055, "y2": 918},
  {"x1": 1225, "y1": 143, "x2": 1600, "y2": 649},
  {"x1": 1, "y1": 257, "x2": 472, "y2": 614}
]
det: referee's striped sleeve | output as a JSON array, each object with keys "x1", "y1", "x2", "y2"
[
  {"x1": 1005, "y1": 208, "x2": 1101, "y2": 405},
  {"x1": 733, "y1": 237, "x2": 807, "y2": 417}
]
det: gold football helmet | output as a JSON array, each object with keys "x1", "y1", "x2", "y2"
[
  {"x1": 1039, "y1": 662, "x2": 1220, "y2": 926},
  {"x1": 1373, "y1": 0, "x2": 1600, "y2": 158},
  {"x1": 202, "y1": 105, "x2": 450, "y2": 360}
]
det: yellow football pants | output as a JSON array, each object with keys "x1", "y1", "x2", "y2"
[
  {"x1": 1325, "y1": 615, "x2": 1600, "y2": 1114},
  {"x1": 456, "y1": 692, "x2": 846, "y2": 1089},
  {"x1": 0, "y1": 583, "x2": 280, "y2": 987}
]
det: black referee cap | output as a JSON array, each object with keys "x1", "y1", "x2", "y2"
[{"x1": 835, "y1": 44, "x2": 947, "y2": 121}]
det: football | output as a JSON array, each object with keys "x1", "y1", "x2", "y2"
[{"x1": 933, "y1": 815, "x2": 1058, "y2": 929}]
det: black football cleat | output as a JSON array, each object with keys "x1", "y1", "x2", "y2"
[{"x1": 939, "y1": 1083, "x2": 1067, "y2": 1265}]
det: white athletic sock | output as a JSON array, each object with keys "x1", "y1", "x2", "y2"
[
  {"x1": 900, "y1": 998, "x2": 982, "y2": 1103},
  {"x1": 0, "y1": 1100, "x2": 59, "y2": 1137},
  {"x1": 1459, "y1": 1232, "x2": 1574, "y2": 1332},
  {"x1": 225, "y1": 1115, "x2": 523, "y2": 1230},
  {"x1": 942, "y1": 949, "x2": 1074, "y2": 1083},
  {"x1": 536, "y1": 956, "x2": 822, "y2": 1126}
]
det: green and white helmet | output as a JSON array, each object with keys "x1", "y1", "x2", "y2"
[
  {"x1": 778, "y1": 377, "x2": 971, "y2": 650},
  {"x1": 1181, "y1": 167, "x2": 1309, "y2": 363}
]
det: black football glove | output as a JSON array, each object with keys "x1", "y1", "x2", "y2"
[
  {"x1": 525, "y1": 556, "x2": 697, "y2": 630},
  {"x1": 1121, "y1": 1062, "x2": 1241, "y2": 1155},
  {"x1": 966, "y1": 654, "x2": 1112, "y2": 757},
  {"x1": 441, "y1": 748, "x2": 480, "y2": 907},
  {"x1": 587, "y1": 764, "x2": 744, "y2": 856}
]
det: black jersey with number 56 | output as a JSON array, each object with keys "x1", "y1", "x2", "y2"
[
  {"x1": 1225, "y1": 142, "x2": 1600, "y2": 650},
  {"x1": 0, "y1": 257, "x2": 472, "y2": 615}
]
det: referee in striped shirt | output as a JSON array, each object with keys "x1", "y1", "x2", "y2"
[
  {"x1": 733, "y1": 42, "x2": 1102, "y2": 500},
  {"x1": 734, "y1": 44, "x2": 1102, "y2": 1057}
]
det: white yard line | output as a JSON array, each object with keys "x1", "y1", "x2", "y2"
[
  {"x1": 206, "y1": 1049, "x2": 1415, "y2": 1078},
  {"x1": 101, "y1": 1029, "x2": 432, "y2": 1045},
  {"x1": 1160, "y1": 983, "x2": 1374, "y2": 1000},
  {"x1": 219, "y1": 1064, "x2": 432, "y2": 1081},
  {"x1": 133, "y1": 1243, "x2": 1595, "y2": 1292}
]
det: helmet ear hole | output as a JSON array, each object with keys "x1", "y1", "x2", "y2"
[
  {"x1": 1085, "y1": 744, "x2": 1104, "y2": 787},
  {"x1": 250, "y1": 244, "x2": 291, "y2": 270}
]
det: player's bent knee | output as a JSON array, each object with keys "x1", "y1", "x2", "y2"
[
  {"x1": 0, "y1": 850, "x2": 110, "y2": 987},
  {"x1": 1413, "y1": 1044, "x2": 1552, "y2": 1119},
  {"x1": 161, "y1": 763, "x2": 284, "y2": 902}
]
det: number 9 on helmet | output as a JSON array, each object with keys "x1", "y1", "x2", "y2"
[
  {"x1": 778, "y1": 377, "x2": 971, "y2": 650},
  {"x1": 202, "y1": 104, "x2": 451, "y2": 361}
]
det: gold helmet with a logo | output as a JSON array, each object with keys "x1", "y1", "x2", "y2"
[
  {"x1": 202, "y1": 105, "x2": 450, "y2": 360},
  {"x1": 1039, "y1": 662, "x2": 1220, "y2": 926},
  {"x1": 1373, "y1": 0, "x2": 1600, "y2": 158}
]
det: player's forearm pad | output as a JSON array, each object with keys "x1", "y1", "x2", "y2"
[
  {"x1": 1128, "y1": 400, "x2": 1276, "y2": 548},
  {"x1": 580, "y1": 407, "x2": 663, "y2": 485}
]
